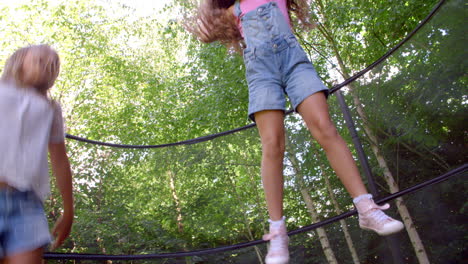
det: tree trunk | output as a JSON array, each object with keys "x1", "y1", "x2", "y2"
[
  {"x1": 286, "y1": 145, "x2": 338, "y2": 264},
  {"x1": 313, "y1": 147, "x2": 361, "y2": 264},
  {"x1": 351, "y1": 100, "x2": 430, "y2": 264},
  {"x1": 168, "y1": 170, "x2": 184, "y2": 233},
  {"x1": 96, "y1": 170, "x2": 111, "y2": 264},
  {"x1": 226, "y1": 170, "x2": 265, "y2": 264},
  {"x1": 298, "y1": 179, "x2": 338, "y2": 264},
  {"x1": 332, "y1": 35, "x2": 430, "y2": 264},
  {"x1": 309, "y1": 4, "x2": 431, "y2": 260},
  {"x1": 168, "y1": 170, "x2": 195, "y2": 264}
]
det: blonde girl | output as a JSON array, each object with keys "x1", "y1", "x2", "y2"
[{"x1": 0, "y1": 44, "x2": 74, "y2": 264}]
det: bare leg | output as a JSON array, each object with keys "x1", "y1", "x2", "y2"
[
  {"x1": 297, "y1": 93, "x2": 404, "y2": 235},
  {"x1": 254, "y1": 110, "x2": 286, "y2": 221},
  {"x1": 297, "y1": 93, "x2": 367, "y2": 198},
  {"x1": 4, "y1": 247, "x2": 43, "y2": 264}
]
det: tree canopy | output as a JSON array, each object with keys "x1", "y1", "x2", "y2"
[{"x1": 0, "y1": 0, "x2": 465, "y2": 263}]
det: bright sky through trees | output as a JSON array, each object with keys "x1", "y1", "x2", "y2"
[
  {"x1": 0, "y1": 0, "x2": 173, "y2": 16},
  {"x1": 117, "y1": 0, "x2": 173, "y2": 16}
]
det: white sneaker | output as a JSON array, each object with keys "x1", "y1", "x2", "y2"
[
  {"x1": 354, "y1": 194, "x2": 404, "y2": 236},
  {"x1": 263, "y1": 218, "x2": 290, "y2": 264}
]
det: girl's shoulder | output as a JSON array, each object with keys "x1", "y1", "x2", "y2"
[
  {"x1": 0, "y1": 80, "x2": 20, "y2": 92},
  {"x1": 0, "y1": 81, "x2": 60, "y2": 115},
  {"x1": 0, "y1": 80, "x2": 48, "y2": 100}
]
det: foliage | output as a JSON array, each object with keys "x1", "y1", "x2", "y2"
[{"x1": 0, "y1": 0, "x2": 465, "y2": 263}]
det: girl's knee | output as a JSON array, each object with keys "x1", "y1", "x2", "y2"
[
  {"x1": 313, "y1": 121, "x2": 339, "y2": 142},
  {"x1": 262, "y1": 138, "x2": 285, "y2": 160}
]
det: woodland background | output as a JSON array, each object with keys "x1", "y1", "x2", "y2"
[{"x1": 0, "y1": 0, "x2": 466, "y2": 263}]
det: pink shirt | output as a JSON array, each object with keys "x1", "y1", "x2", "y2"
[{"x1": 235, "y1": 0, "x2": 291, "y2": 36}]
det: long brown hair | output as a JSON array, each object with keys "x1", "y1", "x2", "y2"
[{"x1": 187, "y1": 0, "x2": 314, "y2": 51}]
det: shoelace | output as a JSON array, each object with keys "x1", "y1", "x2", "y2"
[
  {"x1": 368, "y1": 208, "x2": 390, "y2": 224},
  {"x1": 263, "y1": 232, "x2": 289, "y2": 252}
]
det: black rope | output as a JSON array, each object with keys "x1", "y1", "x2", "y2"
[
  {"x1": 289, "y1": 163, "x2": 467, "y2": 235},
  {"x1": 65, "y1": 0, "x2": 445, "y2": 149},
  {"x1": 66, "y1": 123, "x2": 257, "y2": 149},
  {"x1": 44, "y1": 0, "x2": 452, "y2": 260},
  {"x1": 43, "y1": 163, "x2": 467, "y2": 260}
]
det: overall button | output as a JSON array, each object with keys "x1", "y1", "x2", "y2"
[
  {"x1": 257, "y1": 8, "x2": 263, "y2": 13},
  {"x1": 273, "y1": 44, "x2": 278, "y2": 49}
]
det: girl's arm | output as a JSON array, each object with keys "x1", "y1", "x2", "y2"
[{"x1": 48, "y1": 141, "x2": 74, "y2": 250}]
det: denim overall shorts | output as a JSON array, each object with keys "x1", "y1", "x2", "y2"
[{"x1": 234, "y1": 1, "x2": 329, "y2": 121}]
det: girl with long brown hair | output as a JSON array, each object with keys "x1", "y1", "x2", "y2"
[{"x1": 189, "y1": 1, "x2": 404, "y2": 263}]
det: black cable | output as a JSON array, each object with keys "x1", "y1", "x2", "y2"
[
  {"x1": 66, "y1": 123, "x2": 257, "y2": 149},
  {"x1": 43, "y1": 0, "x2": 452, "y2": 260},
  {"x1": 44, "y1": 163, "x2": 467, "y2": 260},
  {"x1": 289, "y1": 163, "x2": 467, "y2": 235},
  {"x1": 65, "y1": 0, "x2": 445, "y2": 149}
]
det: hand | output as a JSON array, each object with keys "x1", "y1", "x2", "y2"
[{"x1": 50, "y1": 213, "x2": 73, "y2": 250}]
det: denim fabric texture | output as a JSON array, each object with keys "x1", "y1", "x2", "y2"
[
  {"x1": 235, "y1": 1, "x2": 329, "y2": 121},
  {"x1": 0, "y1": 188, "x2": 51, "y2": 257}
]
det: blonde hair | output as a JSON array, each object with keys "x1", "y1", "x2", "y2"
[
  {"x1": 1, "y1": 44, "x2": 60, "y2": 94},
  {"x1": 187, "y1": 0, "x2": 315, "y2": 52}
]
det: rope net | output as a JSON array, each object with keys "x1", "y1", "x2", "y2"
[{"x1": 41, "y1": 0, "x2": 467, "y2": 263}]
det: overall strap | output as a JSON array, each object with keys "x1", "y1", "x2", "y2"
[{"x1": 234, "y1": 0, "x2": 242, "y2": 17}]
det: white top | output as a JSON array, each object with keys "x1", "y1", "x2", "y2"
[{"x1": 0, "y1": 81, "x2": 65, "y2": 201}]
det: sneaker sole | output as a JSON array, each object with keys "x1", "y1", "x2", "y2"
[
  {"x1": 360, "y1": 223, "x2": 404, "y2": 236},
  {"x1": 266, "y1": 257, "x2": 290, "y2": 264}
]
